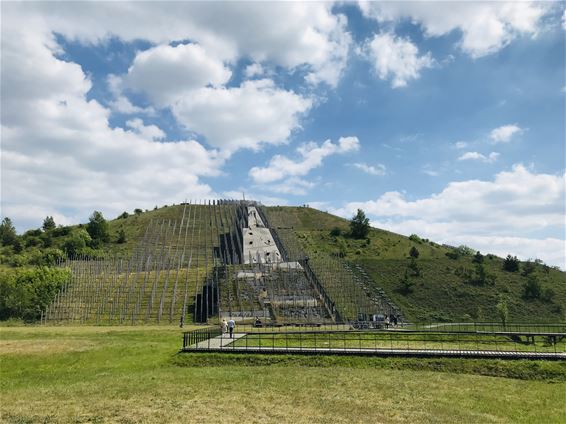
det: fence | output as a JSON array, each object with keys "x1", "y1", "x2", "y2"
[{"x1": 181, "y1": 324, "x2": 566, "y2": 358}]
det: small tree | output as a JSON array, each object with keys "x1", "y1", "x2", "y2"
[
  {"x1": 87, "y1": 211, "x2": 109, "y2": 242},
  {"x1": 117, "y1": 229, "x2": 126, "y2": 244},
  {"x1": 399, "y1": 270, "x2": 414, "y2": 294},
  {"x1": 521, "y1": 260, "x2": 536, "y2": 276},
  {"x1": 523, "y1": 275, "x2": 542, "y2": 300},
  {"x1": 503, "y1": 254, "x2": 520, "y2": 272},
  {"x1": 42, "y1": 216, "x2": 56, "y2": 231},
  {"x1": 350, "y1": 209, "x2": 370, "y2": 239},
  {"x1": 408, "y1": 257, "x2": 421, "y2": 277},
  {"x1": 472, "y1": 251, "x2": 484, "y2": 264},
  {"x1": 118, "y1": 211, "x2": 129, "y2": 219},
  {"x1": 0, "y1": 217, "x2": 17, "y2": 246},
  {"x1": 496, "y1": 297, "x2": 509, "y2": 328},
  {"x1": 409, "y1": 246, "x2": 420, "y2": 258},
  {"x1": 134, "y1": 208, "x2": 143, "y2": 216}
]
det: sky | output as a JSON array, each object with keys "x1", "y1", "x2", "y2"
[{"x1": 1, "y1": 1, "x2": 565, "y2": 268}]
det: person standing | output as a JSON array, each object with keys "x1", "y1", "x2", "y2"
[
  {"x1": 221, "y1": 319, "x2": 228, "y2": 335},
  {"x1": 228, "y1": 318, "x2": 236, "y2": 338}
]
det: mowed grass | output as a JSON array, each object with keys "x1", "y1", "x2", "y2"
[{"x1": 1, "y1": 326, "x2": 566, "y2": 423}]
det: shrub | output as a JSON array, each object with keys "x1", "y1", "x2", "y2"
[
  {"x1": 523, "y1": 275, "x2": 542, "y2": 300},
  {"x1": 503, "y1": 254, "x2": 520, "y2": 272},
  {"x1": 409, "y1": 246, "x2": 420, "y2": 258},
  {"x1": 117, "y1": 229, "x2": 127, "y2": 244},
  {"x1": 0, "y1": 266, "x2": 71, "y2": 321},
  {"x1": 329, "y1": 227, "x2": 341, "y2": 237},
  {"x1": 408, "y1": 234, "x2": 421, "y2": 243}
]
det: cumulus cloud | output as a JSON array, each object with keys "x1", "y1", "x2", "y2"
[
  {"x1": 490, "y1": 124, "x2": 523, "y2": 143},
  {"x1": 364, "y1": 32, "x2": 434, "y2": 88},
  {"x1": 352, "y1": 163, "x2": 387, "y2": 176},
  {"x1": 453, "y1": 141, "x2": 468, "y2": 149},
  {"x1": 122, "y1": 43, "x2": 232, "y2": 105},
  {"x1": 458, "y1": 151, "x2": 500, "y2": 164},
  {"x1": 1, "y1": 9, "x2": 221, "y2": 231},
  {"x1": 331, "y1": 165, "x2": 565, "y2": 267},
  {"x1": 249, "y1": 136, "x2": 360, "y2": 185},
  {"x1": 172, "y1": 79, "x2": 312, "y2": 152},
  {"x1": 13, "y1": 2, "x2": 351, "y2": 87},
  {"x1": 359, "y1": 1, "x2": 550, "y2": 58}
]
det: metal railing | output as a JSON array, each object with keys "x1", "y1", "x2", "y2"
[{"x1": 181, "y1": 323, "x2": 566, "y2": 358}]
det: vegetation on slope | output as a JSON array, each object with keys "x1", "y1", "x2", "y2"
[
  {"x1": 1, "y1": 204, "x2": 564, "y2": 323},
  {"x1": 267, "y1": 206, "x2": 566, "y2": 322}
]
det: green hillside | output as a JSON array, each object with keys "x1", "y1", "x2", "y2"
[
  {"x1": 267, "y1": 206, "x2": 566, "y2": 322},
  {"x1": 1, "y1": 204, "x2": 565, "y2": 323}
]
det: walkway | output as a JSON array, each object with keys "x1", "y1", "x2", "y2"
[{"x1": 193, "y1": 333, "x2": 246, "y2": 349}]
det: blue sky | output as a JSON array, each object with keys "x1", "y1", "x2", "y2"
[{"x1": 1, "y1": 1, "x2": 565, "y2": 267}]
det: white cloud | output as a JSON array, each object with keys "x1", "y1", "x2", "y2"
[
  {"x1": 249, "y1": 136, "x2": 360, "y2": 184},
  {"x1": 458, "y1": 151, "x2": 500, "y2": 164},
  {"x1": 352, "y1": 163, "x2": 387, "y2": 176},
  {"x1": 125, "y1": 119, "x2": 166, "y2": 141},
  {"x1": 454, "y1": 141, "x2": 468, "y2": 149},
  {"x1": 260, "y1": 178, "x2": 316, "y2": 196},
  {"x1": 331, "y1": 165, "x2": 565, "y2": 267},
  {"x1": 1, "y1": 11, "x2": 222, "y2": 231},
  {"x1": 172, "y1": 79, "x2": 313, "y2": 152},
  {"x1": 364, "y1": 32, "x2": 434, "y2": 88},
  {"x1": 12, "y1": 2, "x2": 351, "y2": 87},
  {"x1": 244, "y1": 63, "x2": 266, "y2": 78},
  {"x1": 123, "y1": 43, "x2": 232, "y2": 105},
  {"x1": 359, "y1": 1, "x2": 550, "y2": 58},
  {"x1": 490, "y1": 124, "x2": 523, "y2": 143},
  {"x1": 108, "y1": 96, "x2": 156, "y2": 116}
]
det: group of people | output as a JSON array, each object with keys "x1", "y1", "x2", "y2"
[{"x1": 221, "y1": 318, "x2": 236, "y2": 338}]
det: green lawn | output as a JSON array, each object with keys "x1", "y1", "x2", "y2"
[{"x1": 1, "y1": 325, "x2": 565, "y2": 423}]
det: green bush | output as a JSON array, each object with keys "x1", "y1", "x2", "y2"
[{"x1": 0, "y1": 266, "x2": 71, "y2": 321}]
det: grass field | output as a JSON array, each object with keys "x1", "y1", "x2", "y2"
[{"x1": 1, "y1": 325, "x2": 566, "y2": 423}]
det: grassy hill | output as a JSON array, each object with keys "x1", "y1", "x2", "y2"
[
  {"x1": 1, "y1": 204, "x2": 565, "y2": 323},
  {"x1": 267, "y1": 206, "x2": 566, "y2": 322}
]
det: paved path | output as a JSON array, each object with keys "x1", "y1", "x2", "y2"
[{"x1": 193, "y1": 333, "x2": 246, "y2": 349}]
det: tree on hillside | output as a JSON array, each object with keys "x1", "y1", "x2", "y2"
[
  {"x1": 87, "y1": 211, "x2": 109, "y2": 243},
  {"x1": 472, "y1": 251, "x2": 484, "y2": 264},
  {"x1": 408, "y1": 257, "x2": 421, "y2": 277},
  {"x1": 399, "y1": 269, "x2": 414, "y2": 295},
  {"x1": 523, "y1": 275, "x2": 542, "y2": 300},
  {"x1": 63, "y1": 229, "x2": 91, "y2": 257},
  {"x1": 117, "y1": 229, "x2": 126, "y2": 244},
  {"x1": 134, "y1": 208, "x2": 143, "y2": 216},
  {"x1": 503, "y1": 255, "x2": 520, "y2": 272},
  {"x1": 496, "y1": 297, "x2": 509, "y2": 328},
  {"x1": 0, "y1": 217, "x2": 17, "y2": 246},
  {"x1": 409, "y1": 246, "x2": 420, "y2": 258},
  {"x1": 350, "y1": 209, "x2": 370, "y2": 239},
  {"x1": 42, "y1": 216, "x2": 56, "y2": 231}
]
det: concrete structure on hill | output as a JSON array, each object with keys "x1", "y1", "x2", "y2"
[{"x1": 242, "y1": 206, "x2": 282, "y2": 264}]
